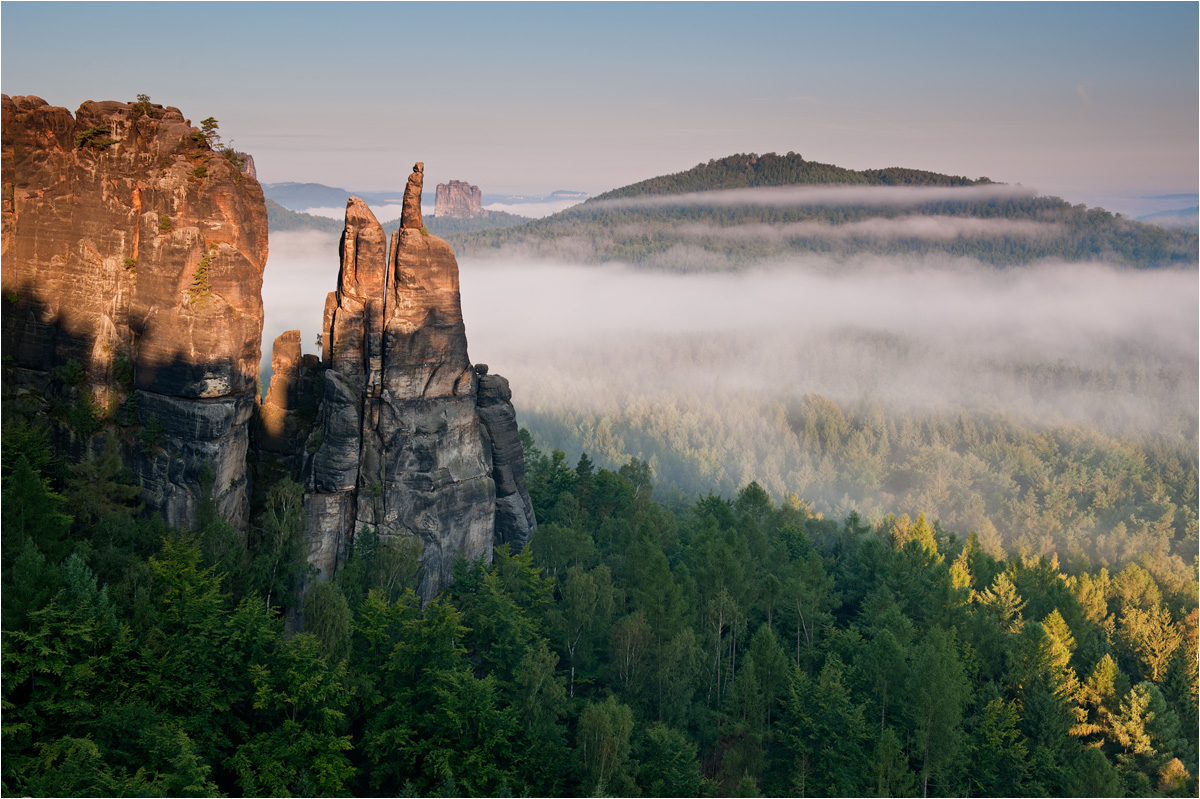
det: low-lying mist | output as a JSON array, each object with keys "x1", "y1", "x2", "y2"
[
  {"x1": 594, "y1": 183, "x2": 1036, "y2": 210},
  {"x1": 614, "y1": 216, "x2": 1066, "y2": 243},
  {"x1": 262, "y1": 230, "x2": 1198, "y2": 543},
  {"x1": 457, "y1": 256, "x2": 1196, "y2": 427}
]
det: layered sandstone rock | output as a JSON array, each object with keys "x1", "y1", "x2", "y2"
[
  {"x1": 1, "y1": 95, "x2": 267, "y2": 529},
  {"x1": 300, "y1": 163, "x2": 535, "y2": 598},
  {"x1": 434, "y1": 179, "x2": 484, "y2": 218}
]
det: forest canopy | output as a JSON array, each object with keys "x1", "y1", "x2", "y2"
[{"x1": 2, "y1": 406, "x2": 1197, "y2": 796}]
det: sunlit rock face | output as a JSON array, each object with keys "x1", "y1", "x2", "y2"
[
  {"x1": 434, "y1": 180, "x2": 484, "y2": 218},
  {"x1": 300, "y1": 162, "x2": 535, "y2": 599},
  {"x1": 1, "y1": 94, "x2": 267, "y2": 529}
]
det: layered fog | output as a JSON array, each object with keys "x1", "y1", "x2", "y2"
[
  {"x1": 593, "y1": 183, "x2": 1037, "y2": 209},
  {"x1": 262, "y1": 229, "x2": 1198, "y2": 532}
]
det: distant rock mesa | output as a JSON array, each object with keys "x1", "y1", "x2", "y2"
[{"x1": 434, "y1": 179, "x2": 484, "y2": 218}]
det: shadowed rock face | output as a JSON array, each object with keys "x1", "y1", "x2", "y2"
[
  {"x1": 1, "y1": 94, "x2": 267, "y2": 529},
  {"x1": 475, "y1": 366, "x2": 536, "y2": 551},
  {"x1": 299, "y1": 162, "x2": 535, "y2": 599}
]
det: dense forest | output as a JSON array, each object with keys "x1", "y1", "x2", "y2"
[
  {"x1": 446, "y1": 153, "x2": 1198, "y2": 270},
  {"x1": 524, "y1": 391, "x2": 1197, "y2": 568},
  {"x1": 3, "y1": 384, "x2": 1197, "y2": 796}
]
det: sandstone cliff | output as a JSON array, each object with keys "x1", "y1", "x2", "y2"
[
  {"x1": 434, "y1": 179, "x2": 484, "y2": 218},
  {"x1": 269, "y1": 163, "x2": 535, "y2": 598},
  {"x1": 1, "y1": 95, "x2": 268, "y2": 529}
]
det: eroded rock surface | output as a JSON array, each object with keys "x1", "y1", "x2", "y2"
[
  {"x1": 299, "y1": 163, "x2": 535, "y2": 598},
  {"x1": 475, "y1": 365, "x2": 537, "y2": 551},
  {"x1": 434, "y1": 179, "x2": 484, "y2": 218},
  {"x1": 1, "y1": 94, "x2": 268, "y2": 529}
]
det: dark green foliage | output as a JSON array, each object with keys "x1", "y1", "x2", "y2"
[
  {"x1": 189, "y1": 247, "x2": 215, "y2": 304},
  {"x1": 422, "y1": 209, "x2": 530, "y2": 236},
  {"x1": 303, "y1": 581, "x2": 352, "y2": 663},
  {"x1": 221, "y1": 147, "x2": 247, "y2": 171},
  {"x1": 2, "y1": 409, "x2": 1197, "y2": 797},
  {"x1": 199, "y1": 117, "x2": 220, "y2": 148},
  {"x1": 75, "y1": 124, "x2": 119, "y2": 150},
  {"x1": 264, "y1": 198, "x2": 345, "y2": 234}
]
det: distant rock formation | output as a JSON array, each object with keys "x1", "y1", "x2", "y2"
[
  {"x1": 277, "y1": 162, "x2": 535, "y2": 598},
  {"x1": 1, "y1": 94, "x2": 268, "y2": 530},
  {"x1": 434, "y1": 179, "x2": 484, "y2": 218}
]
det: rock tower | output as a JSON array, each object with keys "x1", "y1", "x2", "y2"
[
  {"x1": 434, "y1": 179, "x2": 484, "y2": 218},
  {"x1": 274, "y1": 163, "x2": 535, "y2": 598}
]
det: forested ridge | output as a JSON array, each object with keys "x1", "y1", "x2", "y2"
[
  {"x1": 446, "y1": 153, "x2": 1198, "y2": 270},
  {"x1": 589, "y1": 152, "x2": 991, "y2": 201},
  {"x1": 3, "y1": 396, "x2": 1197, "y2": 796}
]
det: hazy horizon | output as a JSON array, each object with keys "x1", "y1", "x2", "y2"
[{"x1": 2, "y1": 3, "x2": 1196, "y2": 216}]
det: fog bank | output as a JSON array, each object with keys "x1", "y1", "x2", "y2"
[
  {"x1": 261, "y1": 230, "x2": 1197, "y2": 440},
  {"x1": 593, "y1": 183, "x2": 1037, "y2": 210},
  {"x1": 615, "y1": 217, "x2": 1066, "y2": 243}
]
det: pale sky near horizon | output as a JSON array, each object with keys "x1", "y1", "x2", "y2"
[{"x1": 2, "y1": 2, "x2": 1196, "y2": 215}]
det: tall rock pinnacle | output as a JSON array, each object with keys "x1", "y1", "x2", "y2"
[
  {"x1": 298, "y1": 162, "x2": 535, "y2": 599},
  {"x1": 401, "y1": 161, "x2": 424, "y2": 230}
]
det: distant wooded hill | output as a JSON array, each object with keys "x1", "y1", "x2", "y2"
[
  {"x1": 592, "y1": 151, "x2": 990, "y2": 200},
  {"x1": 446, "y1": 152, "x2": 1198, "y2": 270}
]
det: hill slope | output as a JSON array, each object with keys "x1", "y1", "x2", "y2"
[
  {"x1": 592, "y1": 151, "x2": 989, "y2": 200},
  {"x1": 448, "y1": 152, "x2": 1198, "y2": 270}
]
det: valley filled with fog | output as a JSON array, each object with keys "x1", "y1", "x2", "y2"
[{"x1": 262, "y1": 226, "x2": 1197, "y2": 566}]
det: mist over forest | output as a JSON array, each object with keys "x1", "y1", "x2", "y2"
[{"x1": 262, "y1": 225, "x2": 1197, "y2": 576}]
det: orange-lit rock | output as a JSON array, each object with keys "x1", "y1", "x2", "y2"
[{"x1": 1, "y1": 94, "x2": 267, "y2": 529}]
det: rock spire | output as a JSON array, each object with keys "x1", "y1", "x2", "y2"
[{"x1": 293, "y1": 162, "x2": 535, "y2": 598}]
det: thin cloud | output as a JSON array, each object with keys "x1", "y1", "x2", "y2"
[
  {"x1": 484, "y1": 200, "x2": 585, "y2": 218},
  {"x1": 1077, "y1": 82, "x2": 1093, "y2": 107},
  {"x1": 591, "y1": 183, "x2": 1037, "y2": 211},
  {"x1": 301, "y1": 203, "x2": 406, "y2": 223},
  {"x1": 613, "y1": 216, "x2": 1065, "y2": 243}
]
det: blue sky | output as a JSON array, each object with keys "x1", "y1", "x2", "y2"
[{"x1": 3, "y1": 2, "x2": 1196, "y2": 212}]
